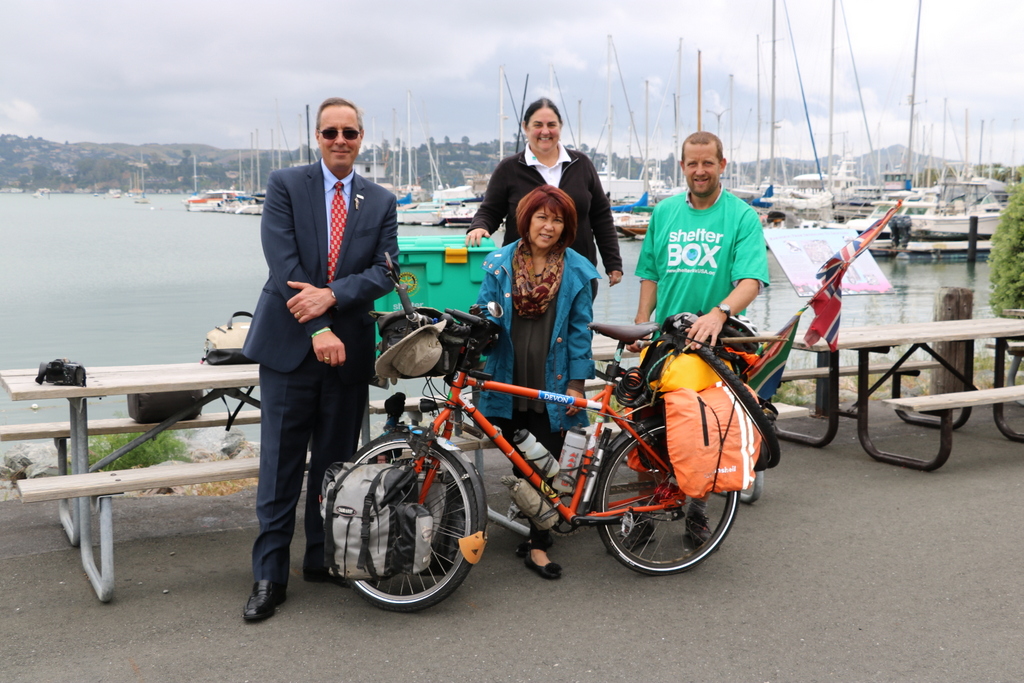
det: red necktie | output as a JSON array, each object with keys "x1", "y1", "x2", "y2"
[{"x1": 327, "y1": 180, "x2": 347, "y2": 282}]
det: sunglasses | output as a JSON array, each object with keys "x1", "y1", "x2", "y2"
[{"x1": 319, "y1": 128, "x2": 361, "y2": 141}]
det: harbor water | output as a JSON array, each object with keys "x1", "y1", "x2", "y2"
[{"x1": 0, "y1": 192, "x2": 995, "y2": 443}]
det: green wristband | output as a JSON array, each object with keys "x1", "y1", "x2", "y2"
[{"x1": 311, "y1": 327, "x2": 331, "y2": 338}]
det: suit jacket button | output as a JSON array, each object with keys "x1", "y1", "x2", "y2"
[
  {"x1": 556, "y1": 374, "x2": 563, "y2": 380},
  {"x1": 556, "y1": 337, "x2": 563, "y2": 343},
  {"x1": 505, "y1": 293, "x2": 510, "y2": 297}
]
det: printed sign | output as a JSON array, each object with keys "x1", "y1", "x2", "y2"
[{"x1": 765, "y1": 228, "x2": 893, "y2": 298}]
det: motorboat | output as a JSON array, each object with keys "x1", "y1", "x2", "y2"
[
  {"x1": 837, "y1": 182, "x2": 1004, "y2": 241},
  {"x1": 397, "y1": 201, "x2": 446, "y2": 225},
  {"x1": 438, "y1": 201, "x2": 479, "y2": 226},
  {"x1": 183, "y1": 190, "x2": 245, "y2": 212}
]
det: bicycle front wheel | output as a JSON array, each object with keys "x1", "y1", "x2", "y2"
[
  {"x1": 349, "y1": 432, "x2": 486, "y2": 612},
  {"x1": 595, "y1": 417, "x2": 740, "y2": 575}
]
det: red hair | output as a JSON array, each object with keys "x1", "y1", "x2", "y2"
[{"x1": 515, "y1": 185, "x2": 577, "y2": 252}]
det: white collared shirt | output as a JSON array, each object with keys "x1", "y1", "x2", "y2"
[
  {"x1": 321, "y1": 159, "x2": 354, "y2": 249},
  {"x1": 525, "y1": 142, "x2": 572, "y2": 187}
]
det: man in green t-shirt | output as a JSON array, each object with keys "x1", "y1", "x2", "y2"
[
  {"x1": 630, "y1": 131, "x2": 769, "y2": 548},
  {"x1": 634, "y1": 131, "x2": 769, "y2": 348}
]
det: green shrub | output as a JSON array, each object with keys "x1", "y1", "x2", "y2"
[
  {"x1": 989, "y1": 183, "x2": 1024, "y2": 315},
  {"x1": 88, "y1": 431, "x2": 190, "y2": 471}
]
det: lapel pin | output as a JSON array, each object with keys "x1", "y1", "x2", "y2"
[{"x1": 355, "y1": 194, "x2": 364, "y2": 210}]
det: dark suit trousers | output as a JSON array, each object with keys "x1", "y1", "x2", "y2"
[{"x1": 251, "y1": 349, "x2": 368, "y2": 584}]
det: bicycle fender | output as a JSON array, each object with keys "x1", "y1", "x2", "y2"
[{"x1": 458, "y1": 530, "x2": 487, "y2": 564}]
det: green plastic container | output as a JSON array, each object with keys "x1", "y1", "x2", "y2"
[{"x1": 374, "y1": 235, "x2": 496, "y2": 315}]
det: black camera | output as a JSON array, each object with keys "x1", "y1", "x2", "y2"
[{"x1": 35, "y1": 358, "x2": 87, "y2": 387}]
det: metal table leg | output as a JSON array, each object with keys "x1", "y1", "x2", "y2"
[
  {"x1": 992, "y1": 338, "x2": 1024, "y2": 442},
  {"x1": 68, "y1": 397, "x2": 116, "y2": 600},
  {"x1": 78, "y1": 495, "x2": 115, "y2": 602},
  {"x1": 775, "y1": 350, "x2": 842, "y2": 448},
  {"x1": 740, "y1": 470, "x2": 765, "y2": 504},
  {"x1": 54, "y1": 436, "x2": 78, "y2": 547},
  {"x1": 856, "y1": 349, "x2": 954, "y2": 471}
]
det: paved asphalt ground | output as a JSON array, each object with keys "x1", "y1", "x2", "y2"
[{"x1": 2, "y1": 405, "x2": 1023, "y2": 683}]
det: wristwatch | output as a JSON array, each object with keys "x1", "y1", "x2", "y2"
[{"x1": 716, "y1": 303, "x2": 732, "y2": 318}]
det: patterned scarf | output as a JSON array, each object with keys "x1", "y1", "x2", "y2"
[{"x1": 511, "y1": 240, "x2": 564, "y2": 319}]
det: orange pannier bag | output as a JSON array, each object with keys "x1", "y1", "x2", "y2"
[{"x1": 662, "y1": 382, "x2": 762, "y2": 498}]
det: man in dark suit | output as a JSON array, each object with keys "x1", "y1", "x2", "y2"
[{"x1": 241, "y1": 97, "x2": 398, "y2": 621}]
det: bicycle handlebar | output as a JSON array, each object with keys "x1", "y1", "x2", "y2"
[{"x1": 444, "y1": 307, "x2": 485, "y2": 327}]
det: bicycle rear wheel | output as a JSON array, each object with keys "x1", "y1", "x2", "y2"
[
  {"x1": 595, "y1": 417, "x2": 740, "y2": 575},
  {"x1": 349, "y1": 432, "x2": 486, "y2": 612}
]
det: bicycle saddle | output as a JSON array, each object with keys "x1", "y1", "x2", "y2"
[{"x1": 588, "y1": 322, "x2": 661, "y2": 344}]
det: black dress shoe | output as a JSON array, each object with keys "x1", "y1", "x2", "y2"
[
  {"x1": 243, "y1": 580, "x2": 286, "y2": 622},
  {"x1": 302, "y1": 566, "x2": 349, "y2": 588},
  {"x1": 524, "y1": 557, "x2": 562, "y2": 580}
]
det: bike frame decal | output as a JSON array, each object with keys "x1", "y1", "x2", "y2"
[{"x1": 537, "y1": 389, "x2": 574, "y2": 405}]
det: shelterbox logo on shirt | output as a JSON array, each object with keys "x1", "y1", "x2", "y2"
[{"x1": 666, "y1": 228, "x2": 722, "y2": 272}]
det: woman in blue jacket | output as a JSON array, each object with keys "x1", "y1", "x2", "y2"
[{"x1": 476, "y1": 185, "x2": 599, "y2": 579}]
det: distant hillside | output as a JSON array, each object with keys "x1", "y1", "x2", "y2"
[
  {"x1": 4, "y1": 133, "x2": 1009, "y2": 193},
  {"x1": 0, "y1": 134, "x2": 273, "y2": 192}
]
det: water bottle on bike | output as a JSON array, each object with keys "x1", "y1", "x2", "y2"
[
  {"x1": 552, "y1": 426, "x2": 587, "y2": 493},
  {"x1": 512, "y1": 429, "x2": 559, "y2": 478}
]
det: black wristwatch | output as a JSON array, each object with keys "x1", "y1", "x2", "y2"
[{"x1": 716, "y1": 303, "x2": 732, "y2": 318}]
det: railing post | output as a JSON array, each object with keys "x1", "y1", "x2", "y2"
[
  {"x1": 967, "y1": 215, "x2": 979, "y2": 263},
  {"x1": 932, "y1": 287, "x2": 973, "y2": 394}
]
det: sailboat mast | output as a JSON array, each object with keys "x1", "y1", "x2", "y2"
[
  {"x1": 769, "y1": 0, "x2": 777, "y2": 185},
  {"x1": 498, "y1": 65, "x2": 505, "y2": 160},
  {"x1": 729, "y1": 73, "x2": 734, "y2": 186},
  {"x1": 756, "y1": 34, "x2": 761, "y2": 186},
  {"x1": 827, "y1": 0, "x2": 835, "y2": 186},
  {"x1": 578, "y1": 99, "x2": 583, "y2": 154},
  {"x1": 906, "y1": 0, "x2": 922, "y2": 184},
  {"x1": 965, "y1": 109, "x2": 970, "y2": 179},
  {"x1": 644, "y1": 79, "x2": 649, "y2": 192},
  {"x1": 697, "y1": 50, "x2": 702, "y2": 131},
  {"x1": 406, "y1": 91, "x2": 413, "y2": 189},
  {"x1": 607, "y1": 35, "x2": 613, "y2": 178},
  {"x1": 675, "y1": 37, "x2": 682, "y2": 188}
]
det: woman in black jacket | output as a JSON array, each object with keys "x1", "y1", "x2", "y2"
[{"x1": 467, "y1": 98, "x2": 623, "y2": 289}]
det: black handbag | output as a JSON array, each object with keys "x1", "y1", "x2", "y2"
[{"x1": 127, "y1": 390, "x2": 203, "y2": 423}]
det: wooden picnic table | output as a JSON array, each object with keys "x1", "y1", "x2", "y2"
[
  {"x1": 776, "y1": 317, "x2": 1024, "y2": 470},
  {"x1": 1, "y1": 363, "x2": 261, "y2": 601}
]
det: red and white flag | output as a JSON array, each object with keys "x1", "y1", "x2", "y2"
[{"x1": 803, "y1": 201, "x2": 903, "y2": 351}]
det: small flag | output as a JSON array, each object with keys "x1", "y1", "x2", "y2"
[
  {"x1": 803, "y1": 201, "x2": 902, "y2": 351},
  {"x1": 744, "y1": 309, "x2": 805, "y2": 401}
]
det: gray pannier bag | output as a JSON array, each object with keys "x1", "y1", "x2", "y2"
[{"x1": 321, "y1": 461, "x2": 434, "y2": 581}]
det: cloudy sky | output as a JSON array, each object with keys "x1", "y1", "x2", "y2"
[{"x1": 3, "y1": 0, "x2": 1022, "y2": 168}]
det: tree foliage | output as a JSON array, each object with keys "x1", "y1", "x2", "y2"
[{"x1": 988, "y1": 183, "x2": 1024, "y2": 315}]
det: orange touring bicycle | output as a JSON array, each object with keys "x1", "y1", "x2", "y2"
[{"x1": 343, "y1": 259, "x2": 780, "y2": 612}]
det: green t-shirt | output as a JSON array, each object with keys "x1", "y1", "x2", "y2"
[{"x1": 636, "y1": 190, "x2": 769, "y2": 325}]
